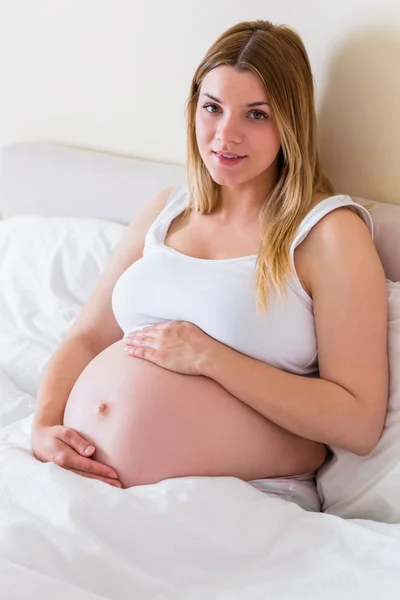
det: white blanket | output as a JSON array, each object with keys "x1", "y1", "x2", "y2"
[
  {"x1": 1, "y1": 216, "x2": 400, "y2": 598},
  {"x1": 1, "y1": 407, "x2": 400, "y2": 599}
]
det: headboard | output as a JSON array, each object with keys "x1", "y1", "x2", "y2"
[
  {"x1": 0, "y1": 142, "x2": 186, "y2": 225},
  {"x1": 0, "y1": 141, "x2": 399, "y2": 282}
]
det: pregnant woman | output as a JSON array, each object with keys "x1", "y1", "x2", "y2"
[{"x1": 31, "y1": 20, "x2": 389, "y2": 512}]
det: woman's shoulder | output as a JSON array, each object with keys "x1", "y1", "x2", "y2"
[
  {"x1": 293, "y1": 192, "x2": 374, "y2": 297},
  {"x1": 299, "y1": 192, "x2": 373, "y2": 247},
  {"x1": 308, "y1": 192, "x2": 373, "y2": 230}
]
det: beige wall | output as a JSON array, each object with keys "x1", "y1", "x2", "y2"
[{"x1": 0, "y1": 0, "x2": 399, "y2": 209}]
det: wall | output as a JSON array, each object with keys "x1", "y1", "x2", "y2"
[{"x1": 0, "y1": 0, "x2": 399, "y2": 211}]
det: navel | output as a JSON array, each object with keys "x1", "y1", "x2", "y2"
[{"x1": 97, "y1": 402, "x2": 109, "y2": 415}]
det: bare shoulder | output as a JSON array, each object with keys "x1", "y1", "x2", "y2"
[
  {"x1": 303, "y1": 204, "x2": 372, "y2": 264},
  {"x1": 295, "y1": 198, "x2": 369, "y2": 297}
]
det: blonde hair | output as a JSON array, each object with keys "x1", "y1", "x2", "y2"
[{"x1": 184, "y1": 19, "x2": 335, "y2": 313}]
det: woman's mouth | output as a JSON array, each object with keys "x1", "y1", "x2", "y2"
[{"x1": 212, "y1": 151, "x2": 247, "y2": 167}]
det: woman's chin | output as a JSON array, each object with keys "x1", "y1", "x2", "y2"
[{"x1": 208, "y1": 172, "x2": 248, "y2": 187}]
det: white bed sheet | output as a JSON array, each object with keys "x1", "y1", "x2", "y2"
[
  {"x1": 1, "y1": 216, "x2": 400, "y2": 599},
  {"x1": 2, "y1": 412, "x2": 400, "y2": 599}
]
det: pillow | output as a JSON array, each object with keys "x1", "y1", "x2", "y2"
[
  {"x1": 316, "y1": 280, "x2": 400, "y2": 523},
  {"x1": 0, "y1": 215, "x2": 125, "y2": 397}
]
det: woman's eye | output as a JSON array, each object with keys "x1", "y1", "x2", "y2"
[
  {"x1": 249, "y1": 110, "x2": 268, "y2": 120},
  {"x1": 203, "y1": 103, "x2": 220, "y2": 114},
  {"x1": 202, "y1": 104, "x2": 268, "y2": 120}
]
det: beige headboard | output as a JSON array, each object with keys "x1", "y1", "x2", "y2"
[{"x1": 0, "y1": 142, "x2": 186, "y2": 224}]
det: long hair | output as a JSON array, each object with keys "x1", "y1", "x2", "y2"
[{"x1": 184, "y1": 19, "x2": 335, "y2": 313}]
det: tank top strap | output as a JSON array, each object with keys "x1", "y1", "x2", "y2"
[
  {"x1": 143, "y1": 184, "x2": 188, "y2": 253},
  {"x1": 291, "y1": 194, "x2": 374, "y2": 253},
  {"x1": 289, "y1": 194, "x2": 375, "y2": 304}
]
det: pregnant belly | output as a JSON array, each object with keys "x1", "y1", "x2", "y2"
[{"x1": 63, "y1": 340, "x2": 326, "y2": 488}]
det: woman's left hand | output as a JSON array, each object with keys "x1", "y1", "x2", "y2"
[{"x1": 123, "y1": 321, "x2": 217, "y2": 375}]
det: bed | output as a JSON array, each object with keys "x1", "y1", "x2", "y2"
[{"x1": 1, "y1": 141, "x2": 400, "y2": 599}]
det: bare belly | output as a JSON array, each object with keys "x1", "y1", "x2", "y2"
[{"x1": 63, "y1": 340, "x2": 327, "y2": 488}]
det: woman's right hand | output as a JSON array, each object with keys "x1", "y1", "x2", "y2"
[{"x1": 31, "y1": 424, "x2": 122, "y2": 488}]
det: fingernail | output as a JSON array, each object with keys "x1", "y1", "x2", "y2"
[
  {"x1": 85, "y1": 446, "x2": 95, "y2": 455},
  {"x1": 108, "y1": 472, "x2": 118, "y2": 479}
]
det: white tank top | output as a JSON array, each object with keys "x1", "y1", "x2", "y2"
[{"x1": 112, "y1": 185, "x2": 374, "y2": 376}]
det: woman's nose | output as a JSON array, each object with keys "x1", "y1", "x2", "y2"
[{"x1": 215, "y1": 115, "x2": 243, "y2": 145}]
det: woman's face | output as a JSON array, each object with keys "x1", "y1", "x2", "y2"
[{"x1": 195, "y1": 65, "x2": 281, "y2": 188}]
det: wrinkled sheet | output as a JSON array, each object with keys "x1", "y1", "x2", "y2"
[{"x1": 1, "y1": 405, "x2": 400, "y2": 599}]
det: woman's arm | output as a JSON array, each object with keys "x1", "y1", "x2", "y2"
[
  {"x1": 34, "y1": 334, "x2": 99, "y2": 428},
  {"x1": 202, "y1": 208, "x2": 389, "y2": 456}
]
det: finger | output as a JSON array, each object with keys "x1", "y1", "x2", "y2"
[
  {"x1": 57, "y1": 427, "x2": 96, "y2": 458},
  {"x1": 124, "y1": 326, "x2": 157, "y2": 339},
  {"x1": 65, "y1": 452, "x2": 120, "y2": 480},
  {"x1": 125, "y1": 329, "x2": 158, "y2": 341},
  {"x1": 125, "y1": 346, "x2": 158, "y2": 360},
  {"x1": 136, "y1": 321, "x2": 175, "y2": 334},
  {"x1": 57, "y1": 428, "x2": 119, "y2": 479},
  {"x1": 70, "y1": 468, "x2": 122, "y2": 488},
  {"x1": 124, "y1": 335, "x2": 157, "y2": 348}
]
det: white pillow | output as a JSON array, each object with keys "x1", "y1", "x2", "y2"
[
  {"x1": 316, "y1": 280, "x2": 400, "y2": 523},
  {"x1": 0, "y1": 215, "x2": 125, "y2": 397}
]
